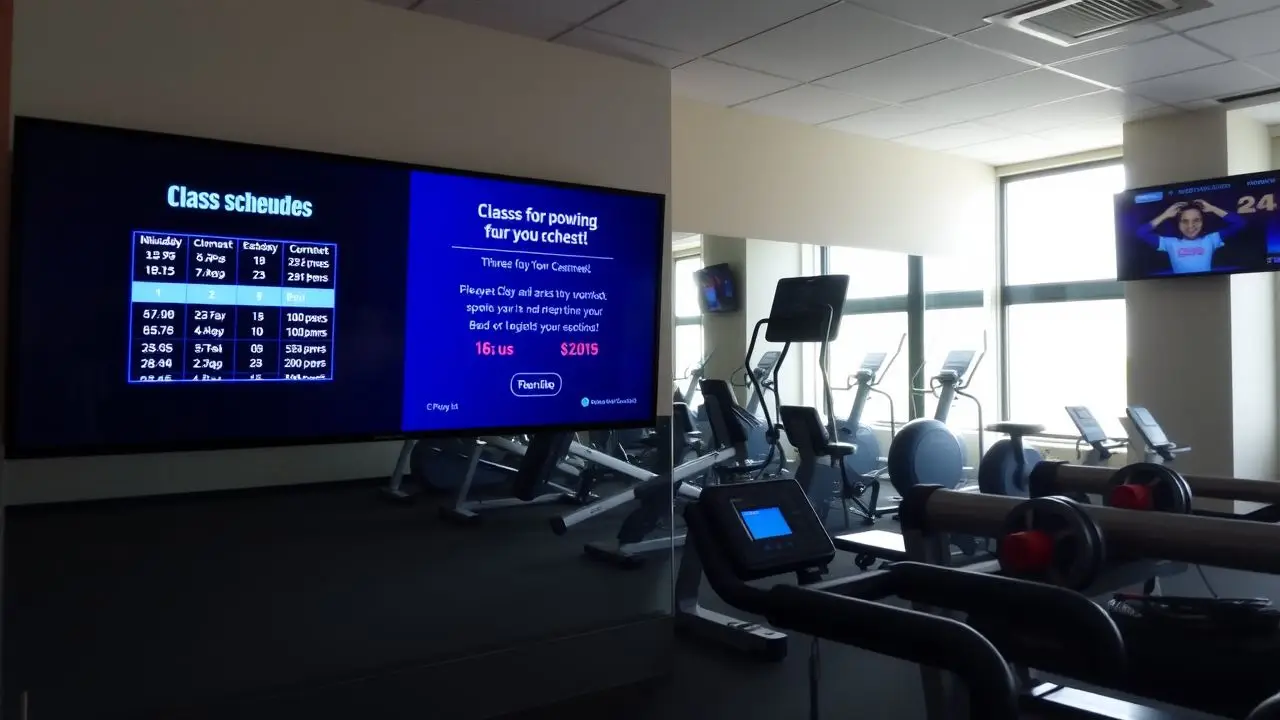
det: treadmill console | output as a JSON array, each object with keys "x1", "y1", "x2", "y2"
[
  {"x1": 1066, "y1": 406, "x2": 1107, "y2": 445},
  {"x1": 1126, "y1": 406, "x2": 1169, "y2": 448},
  {"x1": 939, "y1": 350, "x2": 978, "y2": 379},
  {"x1": 859, "y1": 351, "x2": 889, "y2": 376},
  {"x1": 700, "y1": 479, "x2": 835, "y2": 581}
]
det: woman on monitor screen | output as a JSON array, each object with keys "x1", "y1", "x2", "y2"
[{"x1": 1138, "y1": 199, "x2": 1245, "y2": 274}]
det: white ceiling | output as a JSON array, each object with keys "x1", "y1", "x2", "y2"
[{"x1": 372, "y1": 0, "x2": 1280, "y2": 166}]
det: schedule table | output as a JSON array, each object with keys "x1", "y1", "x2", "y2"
[{"x1": 129, "y1": 231, "x2": 338, "y2": 383}]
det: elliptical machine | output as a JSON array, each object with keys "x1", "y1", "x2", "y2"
[
  {"x1": 727, "y1": 350, "x2": 783, "y2": 461},
  {"x1": 673, "y1": 352, "x2": 712, "y2": 407},
  {"x1": 885, "y1": 346, "x2": 985, "y2": 496},
  {"x1": 832, "y1": 334, "x2": 904, "y2": 476}
]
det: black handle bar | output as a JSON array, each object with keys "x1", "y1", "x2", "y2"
[
  {"x1": 685, "y1": 506, "x2": 1019, "y2": 720},
  {"x1": 767, "y1": 585, "x2": 1019, "y2": 720},
  {"x1": 885, "y1": 562, "x2": 1126, "y2": 683}
]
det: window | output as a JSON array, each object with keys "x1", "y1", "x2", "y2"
[
  {"x1": 673, "y1": 252, "x2": 705, "y2": 406},
  {"x1": 827, "y1": 312, "x2": 909, "y2": 428},
  {"x1": 1006, "y1": 300, "x2": 1127, "y2": 435},
  {"x1": 673, "y1": 323, "x2": 705, "y2": 404},
  {"x1": 1004, "y1": 163, "x2": 1127, "y2": 286},
  {"x1": 925, "y1": 252, "x2": 993, "y2": 294},
  {"x1": 1001, "y1": 161, "x2": 1127, "y2": 430},
  {"x1": 923, "y1": 307, "x2": 997, "y2": 432},
  {"x1": 674, "y1": 256, "x2": 704, "y2": 318},
  {"x1": 828, "y1": 247, "x2": 908, "y2": 299}
]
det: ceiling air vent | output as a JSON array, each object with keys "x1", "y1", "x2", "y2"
[{"x1": 986, "y1": 0, "x2": 1211, "y2": 46}]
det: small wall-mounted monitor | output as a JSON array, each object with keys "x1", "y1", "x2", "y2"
[
  {"x1": 695, "y1": 262, "x2": 740, "y2": 313},
  {"x1": 1115, "y1": 169, "x2": 1280, "y2": 281}
]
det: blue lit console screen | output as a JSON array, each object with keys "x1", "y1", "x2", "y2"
[{"x1": 129, "y1": 232, "x2": 337, "y2": 383}]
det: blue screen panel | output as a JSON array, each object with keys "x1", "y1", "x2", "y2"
[{"x1": 740, "y1": 507, "x2": 793, "y2": 541}]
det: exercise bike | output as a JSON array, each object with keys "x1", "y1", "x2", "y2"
[
  {"x1": 1125, "y1": 405, "x2": 1190, "y2": 464},
  {"x1": 1067, "y1": 405, "x2": 1128, "y2": 467}
]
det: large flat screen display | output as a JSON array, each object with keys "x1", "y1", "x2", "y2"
[
  {"x1": 7, "y1": 118, "x2": 665, "y2": 458},
  {"x1": 1115, "y1": 170, "x2": 1280, "y2": 280}
]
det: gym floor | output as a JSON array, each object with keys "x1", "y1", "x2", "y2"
[{"x1": 7, "y1": 475, "x2": 1278, "y2": 719}]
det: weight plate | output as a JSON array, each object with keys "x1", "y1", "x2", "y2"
[
  {"x1": 1107, "y1": 463, "x2": 1192, "y2": 514},
  {"x1": 1064, "y1": 498, "x2": 1106, "y2": 590},
  {"x1": 999, "y1": 496, "x2": 1103, "y2": 591}
]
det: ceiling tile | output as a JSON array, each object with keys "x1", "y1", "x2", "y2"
[
  {"x1": 817, "y1": 39, "x2": 1032, "y2": 103},
  {"x1": 710, "y1": 4, "x2": 939, "y2": 82},
  {"x1": 1161, "y1": 0, "x2": 1280, "y2": 31},
  {"x1": 1126, "y1": 61, "x2": 1279, "y2": 105},
  {"x1": 556, "y1": 28, "x2": 695, "y2": 67},
  {"x1": 586, "y1": 0, "x2": 834, "y2": 55},
  {"x1": 671, "y1": 59, "x2": 799, "y2": 106},
  {"x1": 896, "y1": 122, "x2": 1011, "y2": 151},
  {"x1": 735, "y1": 85, "x2": 886, "y2": 124},
  {"x1": 983, "y1": 90, "x2": 1158, "y2": 133},
  {"x1": 1245, "y1": 47, "x2": 1280, "y2": 75},
  {"x1": 904, "y1": 69, "x2": 1104, "y2": 123},
  {"x1": 959, "y1": 23, "x2": 1167, "y2": 65},
  {"x1": 1055, "y1": 35, "x2": 1229, "y2": 86},
  {"x1": 952, "y1": 135, "x2": 1058, "y2": 165},
  {"x1": 1185, "y1": 6, "x2": 1280, "y2": 58},
  {"x1": 1034, "y1": 118, "x2": 1125, "y2": 150},
  {"x1": 822, "y1": 105, "x2": 962, "y2": 139},
  {"x1": 849, "y1": 0, "x2": 1027, "y2": 35},
  {"x1": 414, "y1": 0, "x2": 585, "y2": 38}
]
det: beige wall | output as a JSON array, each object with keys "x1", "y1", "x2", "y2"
[
  {"x1": 6, "y1": 0, "x2": 672, "y2": 503},
  {"x1": 671, "y1": 97, "x2": 997, "y2": 256},
  {"x1": 1124, "y1": 109, "x2": 1278, "y2": 491},
  {"x1": 1225, "y1": 112, "x2": 1278, "y2": 482}
]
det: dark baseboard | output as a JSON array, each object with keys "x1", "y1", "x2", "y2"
[{"x1": 177, "y1": 615, "x2": 674, "y2": 720}]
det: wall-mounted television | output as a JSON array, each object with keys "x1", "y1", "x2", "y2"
[
  {"x1": 695, "y1": 262, "x2": 739, "y2": 313},
  {"x1": 6, "y1": 117, "x2": 666, "y2": 458},
  {"x1": 1116, "y1": 170, "x2": 1280, "y2": 281}
]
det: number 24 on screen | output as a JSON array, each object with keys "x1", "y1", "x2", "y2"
[{"x1": 1238, "y1": 194, "x2": 1278, "y2": 213}]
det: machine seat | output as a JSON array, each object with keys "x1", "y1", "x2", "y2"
[
  {"x1": 986, "y1": 422, "x2": 1045, "y2": 437},
  {"x1": 825, "y1": 441, "x2": 856, "y2": 458}
]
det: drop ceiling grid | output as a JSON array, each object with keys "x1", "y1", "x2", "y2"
[{"x1": 389, "y1": 0, "x2": 1280, "y2": 163}]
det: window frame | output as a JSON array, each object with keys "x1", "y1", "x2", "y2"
[
  {"x1": 996, "y1": 158, "x2": 1126, "y2": 425},
  {"x1": 813, "y1": 158, "x2": 1126, "y2": 430}
]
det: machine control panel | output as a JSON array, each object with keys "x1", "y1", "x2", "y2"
[
  {"x1": 1127, "y1": 406, "x2": 1170, "y2": 448},
  {"x1": 701, "y1": 479, "x2": 836, "y2": 580},
  {"x1": 859, "y1": 351, "x2": 888, "y2": 375},
  {"x1": 939, "y1": 350, "x2": 978, "y2": 380},
  {"x1": 1066, "y1": 406, "x2": 1107, "y2": 445},
  {"x1": 756, "y1": 350, "x2": 782, "y2": 376}
]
